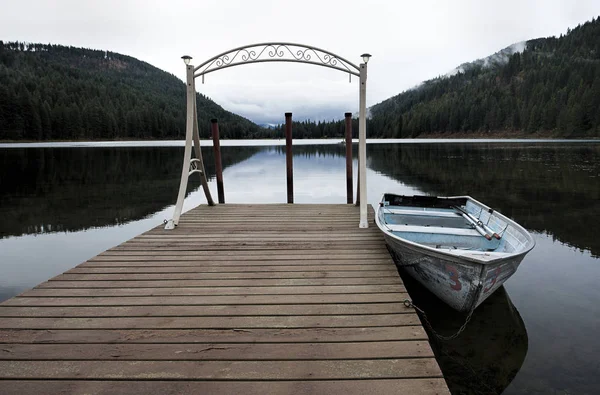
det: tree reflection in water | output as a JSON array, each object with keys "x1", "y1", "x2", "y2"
[{"x1": 0, "y1": 146, "x2": 263, "y2": 238}]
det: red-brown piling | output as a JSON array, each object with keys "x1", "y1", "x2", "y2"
[
  {"x1": 211, "y1": 119, "x2": 225, "y2": 204},
  {"x1": 345, "y1": 113, "x2": 353, "y2": 204},
  {"x1": 285, "y1": 113, "x2": 293, "y2": 204}
]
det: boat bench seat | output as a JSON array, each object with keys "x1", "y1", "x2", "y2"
[
  {"x1": 384, "y1": 224, "x2": 480, "y2": 237},
  {"x1": 384, "y1": 208, "x2": 459, "y2": 218}
]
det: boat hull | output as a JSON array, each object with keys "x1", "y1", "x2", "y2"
[
  {"x1": 384, "y1": 232, "x2": 526, "y2": 311},
  {"x1": 376, "y1": 194, "x2": 535, "y2": 312}
]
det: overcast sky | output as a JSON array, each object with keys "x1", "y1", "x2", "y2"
[{"x1": 1, "y1": 0, "x2": 599, "y2": 124}]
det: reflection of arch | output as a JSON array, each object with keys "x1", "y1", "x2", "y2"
[{"x1": 165, "y1": 43, "x2": 370, "y2": 230}]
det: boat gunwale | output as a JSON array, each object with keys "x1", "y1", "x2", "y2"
[{"x1": 375, "y1": 193, "x2": 536, "y2": 265}]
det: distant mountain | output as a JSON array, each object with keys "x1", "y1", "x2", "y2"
[
  {"x1": 368, "y1": 17, "x2": 600, "y2": 138},
  {"x1": 258, "y1": 123, "x2": 279, "y2": 129},
  {"x1": 0, "y1": 42, "x2": 270, "y2": 141},
  {"x1": 443, "y1": 41, "x2": 527, "y2": 78}
]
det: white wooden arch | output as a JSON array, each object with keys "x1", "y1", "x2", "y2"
[{"x1": 165, "y1": 42, "x2": 370, "y2": 229}]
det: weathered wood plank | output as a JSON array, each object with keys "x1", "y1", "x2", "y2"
[
  {"x1": 22, "y1": 285, "x2": 406, "y2": 297},
  {"x1": 137, "y1": 234, "x2": 384, "y2": 239},
  {"x1": 89, "y1": 255, "x2": 391, "y2": 262},
  {"x1": 78, "y1": 259, "x2": 394, "y2": 267},
  {"x1": 155, "y1": 227, "x2": 379, "y2": 232},
  {"x1": 178, "y1": 220, "x2": 368, "y2": 223},
  {"x1": 147, "y1": 226, "x2": 374, "y2": 235},
  {"x1": 0, "y1": 326, "x2": 428, "y2": 343},
  {"x1": 47, "y1": 271, "x2": 399, "y2": 280},
  {"x1": 3, "y1": 293, "x2": 409, "y2": 306},
  {"x1": 38, "y1": 277, "x2": 403, "y2": 287},
  {"x1": 95, "y1": 250, "x2": 391, "y2": 257},
  {"x1": 0, "y1": 341, "x2": 433, "y2": 360},
  {"x1": 0, "y1": 303, "x2": 412, "y2": 317},
  {"x1": 111, "y1": 244, "x2": 386, "y2": 251},
  {"x1": 113, "y1": 240, "x2": 386, "y2": 247},
  {"x1": 0, "y1": 379, "x2": 451, "y2": 395},
  {"x1": 0, "y1": 314, "x2": 420, "y2": 329},
  {"x1": 0, "y1": 359, "x2": 443, "y2": 380},
  {"x1": 65, "y1": 265, "x2": 393, "y2": 274}
]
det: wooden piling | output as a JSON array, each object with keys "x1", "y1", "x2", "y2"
[
  {"x1": 345, "y1": 113, "x2": 353, "y2": 204},
  {"x1": 211, "y1": 119, "x2": 225, "y2": 204},
  {"x1": 285, "y1": 112, "x2": 293, "y2": 204}
]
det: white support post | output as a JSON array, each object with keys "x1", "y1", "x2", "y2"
[
  {"x1": 358, "y1": 63, "x2": 368, "y2": 228},
  {"x1": 165, "y1": 64, "x2": 196, "y2": 230},
  {"x1": 192, "y1": 89, "x2": 215, "y2": 206}
]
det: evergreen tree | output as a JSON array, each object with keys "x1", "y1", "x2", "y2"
[
  {"x1": 367, "y1": 17, "x2": 600, "y2": 138},
  {"x1": 0, "y1": 42, "x2": 263, "y2": 140}
]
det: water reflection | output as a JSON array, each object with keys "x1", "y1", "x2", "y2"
[
  {"x1": 400, "y1": 271, "x2": 528, "y2": 394},
  {"x1": 0, "y1": 146, "x2": 263, "y2": 238},
  {"x1": 1, "y1": 142, "x2": 598, "y2": 257},
  {"x1": 1, "y1": 141, "x2": 599, "y2": 395},
  {"x1": 368, "y1": 143, "x2": 600, "y2": 257},
  {"x1": 289, "y1": 142, "x2": 600, "y2": 257}
]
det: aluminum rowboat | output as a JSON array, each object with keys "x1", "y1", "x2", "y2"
[{"x1": 375, "y1": 194, "x2": 535, "y2": 312}]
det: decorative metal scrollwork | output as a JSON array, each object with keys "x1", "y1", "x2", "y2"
[
  {"x1": 189, "y1": 159, "x2": 202, "y2": 175},
  {"x1": 194, "y1": 42, "x2": 360, "y2": 78}
]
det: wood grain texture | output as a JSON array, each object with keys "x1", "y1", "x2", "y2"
[
  {"x1": 36, "y1": 277, "x2": 403, "y2": 287},
  {"x1": 0, "y1": 326, "x2": 428, "y2": 343},
  {"x1": 0, "y1": 341, "x2": 434, "y2": 360},
  {"x1": 0, "y1": 204, "x2": 448, "y2": 394},
  {"x1": 0, "y1": 303, "x2": 414, "y2": 317},
  {"x1": 20, "y1": 284, "x2": 407, "y2": 297},
  {"x1": 0, "y1": 359, "x2": 444, "y2": 379},
  {"x1": 2, "y1": 293, "x2": 409, "y2": 306},
  {"x1": 0, "y1": 379, "x2": 450, "y2": 395}
]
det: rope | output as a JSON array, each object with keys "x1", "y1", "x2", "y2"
[
  {"x1": 383, "y1": 204, "x2": 481, "y2": 340},
  {"x1": 403, "y1": 284, "x2": 482, "y2": 341}
]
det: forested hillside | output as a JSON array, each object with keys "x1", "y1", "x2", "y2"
[
  {"x1": 272, "y1": 118, "x2": 358, "y2": 139},
  {"x1": 0, "y1": 42, "x2": 267, "y2": 140},
  {"x1": 3, "y1": 17, "x2": 599, "y2": 141},
  {"x1": 369, "y1": 17, "x2": 600, "y2": 138}
]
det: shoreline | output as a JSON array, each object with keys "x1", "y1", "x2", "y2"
[{"x1": 1, "y1": 134, "x2": 598, "y2": 144}]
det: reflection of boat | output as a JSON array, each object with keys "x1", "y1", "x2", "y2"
[
  {"x1": 401, "y1": 272, "x2": 528, "y2": 394},
  {"x1": 375, "y1": 194, "x2": 535, "y2": 312}
]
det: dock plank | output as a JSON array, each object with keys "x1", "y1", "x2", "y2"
[
  {"x1": 0, "y1": 359, "x2": 443, "y2": 380},
  {"x1": 64, "y1": 264, "x2": 394, "y2": 273},
  {"x1": 0, "y1": 204, "x2": 448, "y2": 394},
  {"x1": 46, "y1": 271, "x2": 400, "y2": 280},
  {"x1": 0, "y1": 314, "x2": 421, "y2": 329},
  {"x1": 0, "y1": 341, "x2": 434, "y2": 360},
  {"x1": 0, "y1": 326, "x2": 428, "y2": 343},
  {"x1": 3, "y1": 293, "x2": 409, "y2": 306},
  {"x1": 36, "y1": 277, "x2": 403, "y2": 287},
  {"x1": 0, "y1": 379, "x2": 450, "y2": 395},
  {"x1": 0, "y1": 303, "x2": 413, "y2": 317},
  {"x1": 20, "y1": 284, "x2": 407, "y2": 297}
]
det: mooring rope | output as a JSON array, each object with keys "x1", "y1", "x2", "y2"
[{"x1": 403, "y1": 284, "x2": 482, "y2": 341}]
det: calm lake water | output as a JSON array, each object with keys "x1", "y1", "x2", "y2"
[{"x1": 0, "y1": 140, "x2": 599, "y2": 394}]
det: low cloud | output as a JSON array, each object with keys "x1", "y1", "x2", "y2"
[{"x1": 201, "y1": 73, "x2": 359, "y2": 124}]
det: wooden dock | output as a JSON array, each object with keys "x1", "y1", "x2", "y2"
[{"x1": 0, "y1": 204, "x2": 449, "y2": 395}]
